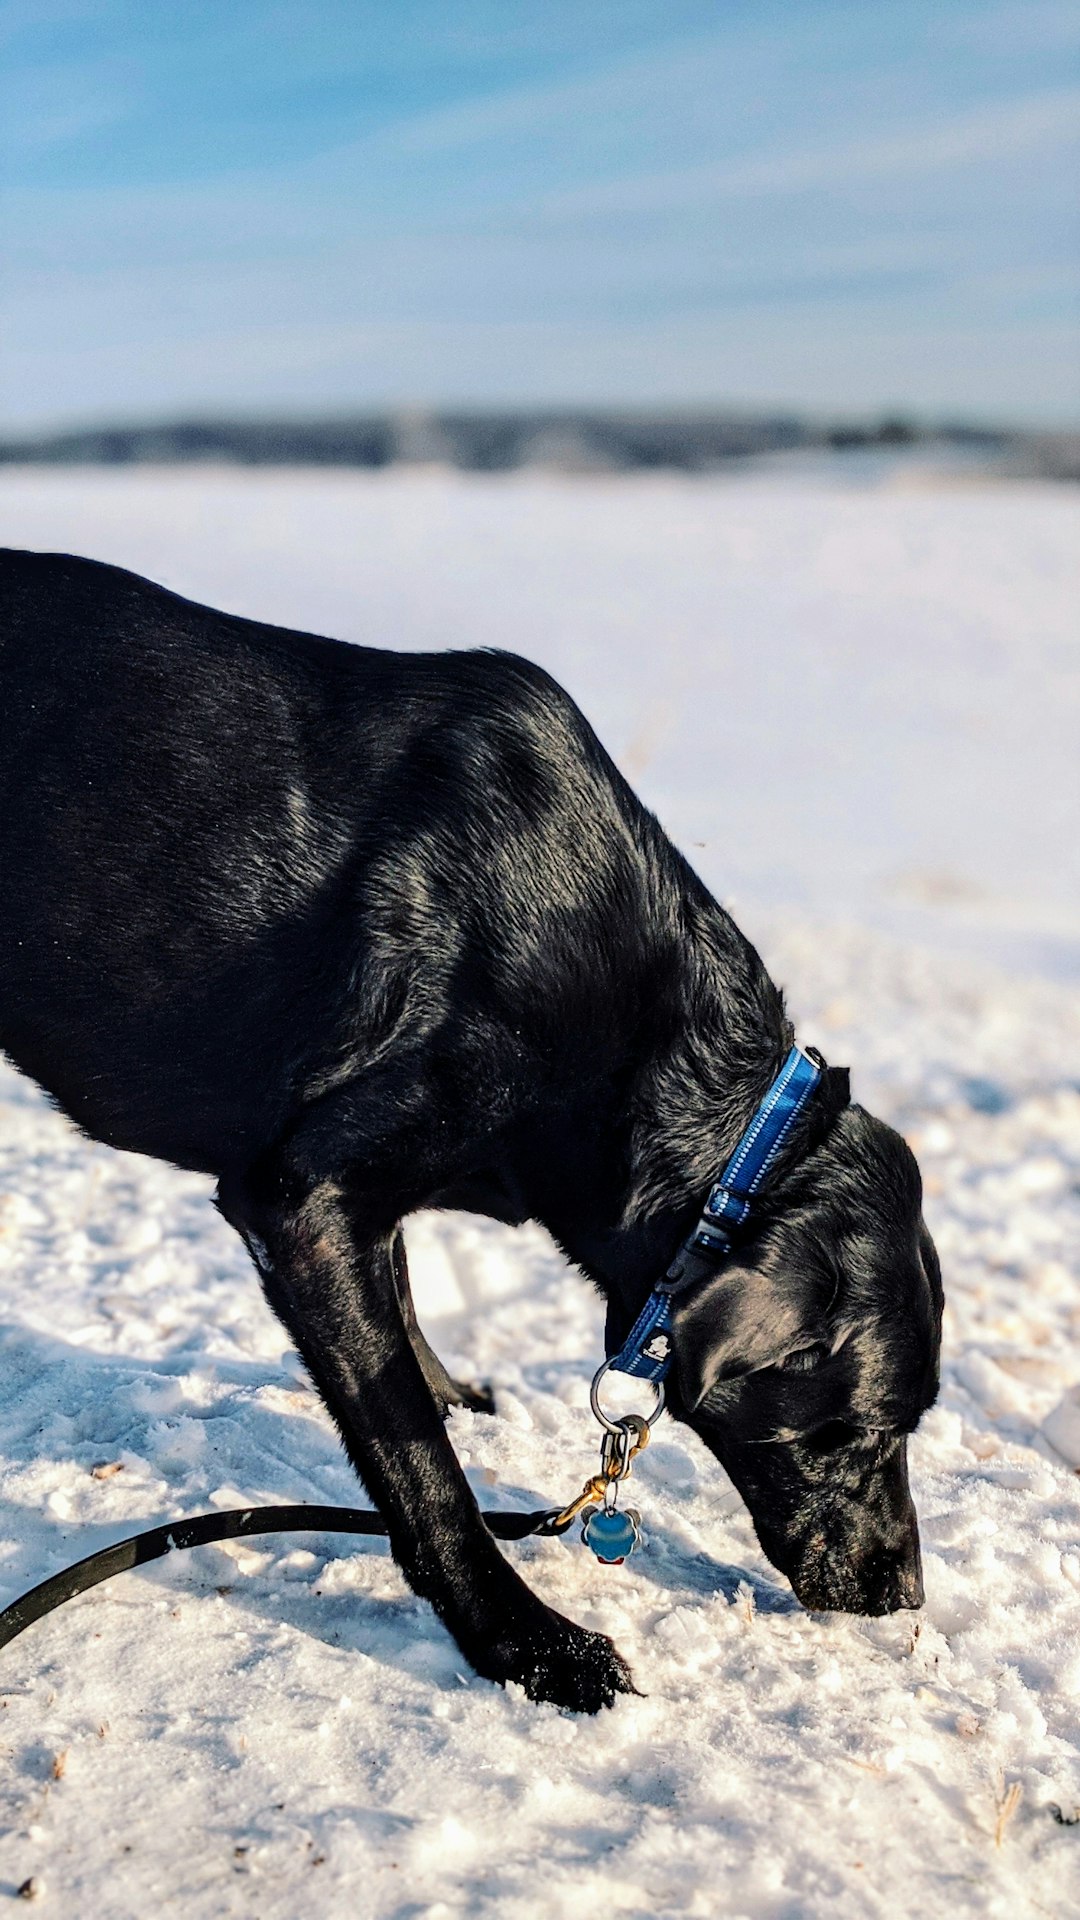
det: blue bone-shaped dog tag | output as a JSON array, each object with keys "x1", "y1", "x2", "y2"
[{"x1": 583, "y1": 1507, "x2": 641, "y2": 1564}]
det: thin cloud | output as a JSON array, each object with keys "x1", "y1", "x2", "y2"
[
  {"x1": 350, "y1": 33, "x2": 731, "y2": 162},
  {"x1": 539, "y1": 88, "x2": 1080, "y2": 219}
]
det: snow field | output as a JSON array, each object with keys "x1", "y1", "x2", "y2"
[{"x1": 0, "y1": 471, "x2": 1078, "y2": 1915}]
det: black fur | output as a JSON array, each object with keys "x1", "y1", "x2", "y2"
[{"x1": 0, "y1": 550, "x2": 942, "y2": 1710}]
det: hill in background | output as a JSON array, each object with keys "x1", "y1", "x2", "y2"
[{"x1": 2, "y1": 409, "x2": 1077, "y2": 479}]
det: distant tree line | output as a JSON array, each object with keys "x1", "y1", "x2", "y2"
[{"x1": 0, "y1": 409, "x2": 1075, "y2": 478}]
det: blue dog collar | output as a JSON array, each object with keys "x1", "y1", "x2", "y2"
[{"x1": 605, "y1": 1045, "x2": 825, "y2": 1388}]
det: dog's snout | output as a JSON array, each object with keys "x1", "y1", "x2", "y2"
[{"x1": 787, "y1": 1522, "x2": 924, "y2": 1617}]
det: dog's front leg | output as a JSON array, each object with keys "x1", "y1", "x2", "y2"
[{"x1": 229, "y1": 1173, "x2": 635, "y2": 1711}]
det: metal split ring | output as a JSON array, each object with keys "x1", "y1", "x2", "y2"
[{"x1": 589, "y1": 1360, "x2": 665, "y2": 1435}]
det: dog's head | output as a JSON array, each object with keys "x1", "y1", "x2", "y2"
[{"x1": 667, "y1": 1102, "x2": 942, "y2": 1614}]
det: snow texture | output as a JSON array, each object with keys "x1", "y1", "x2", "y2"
[{"x1": 0, "y1": 470, "x2": 1078, "y2": 1916}]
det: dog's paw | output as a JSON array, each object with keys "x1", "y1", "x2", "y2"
[
  {"x1": 455, "y1": 1377, "x2": 496, "y2": 1416},
  {"x1": 483, "y1": 1610, "x2": 638, "y2": 1713},
  {"x1": 431, "y1": 1374, "x2": 497, "y2": 1417}
]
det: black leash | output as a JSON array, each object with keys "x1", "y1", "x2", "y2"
[
  {"x1": 0, "y1": 1407, "x2": 665, "y2": 1654},
  {"x1": 0, "y1": 1502, "x2": 568, "y2": 1654}
]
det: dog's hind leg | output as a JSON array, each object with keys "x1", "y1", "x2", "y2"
[{"x1": 391, "y1": 1230, "x2": 495, "y2": 1417}]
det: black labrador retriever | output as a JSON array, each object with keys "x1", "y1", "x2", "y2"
[{"x1": 0, "y1": 549, "x2": 942, "y2": 1712}]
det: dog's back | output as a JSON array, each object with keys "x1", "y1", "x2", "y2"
[
  {"x1": 1, "y1": 551, "x2": 407, "y2": 1164},
  {"x1": 0, "y1": 549, "x2": 677, "y2": 1176}
]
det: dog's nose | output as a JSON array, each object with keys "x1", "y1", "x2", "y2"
[
  {"x1": 892, "y1": 1560, "x2": 924, "y2": 1610},
  {"x1": 891, "y1": 1537, "x2": 924, "y2": 1611},
  {"x1": 846, "y1": 1554, "x2": 924, "y2": 1616},
  {"x1": 870, "y1": 1531, "x2": 924, "y2": 1613}
]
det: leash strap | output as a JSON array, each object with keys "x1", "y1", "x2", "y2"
[
  {"x1": 0, "y1": 1502, "x2": 570, "y2": 1654},
  {"x1": 606, "y1": 1045, "x2": 824, "y2": 1384}
]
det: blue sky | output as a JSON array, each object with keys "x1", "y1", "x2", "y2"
[{"x1": 2, "y1": 0, "x2": 1078, "y2": 427}]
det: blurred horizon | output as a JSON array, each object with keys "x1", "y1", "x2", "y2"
[
  {"x1": 3, "y1": 402, "x2": 1078, "y2": 485},
  {"x1": 3, "y1": 0, "x2": 1079, "y2": 432}
]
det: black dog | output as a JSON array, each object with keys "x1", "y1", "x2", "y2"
[{"x1": 0, "y1": 549, "x2": 942, "y2": 1712}]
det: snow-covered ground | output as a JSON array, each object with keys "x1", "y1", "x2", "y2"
[{"x1": 1, "y1": 470, "x2": 1078, "y2": 1916}]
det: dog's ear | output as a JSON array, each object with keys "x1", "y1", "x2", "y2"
[{"x1": 672, "y1": 1260, "x2": 812, "y2": 1409}]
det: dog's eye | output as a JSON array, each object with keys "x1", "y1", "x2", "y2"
[
  {"x1": 780, "y1": 1344, "x2": 826, "y2": 1374},
  {"x1": 798, "y1": 1420, "x2": 887, "y2": 1456},
  {"x1": 802, "y1": 1419, "x2": 859, "y2": 1453}
]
